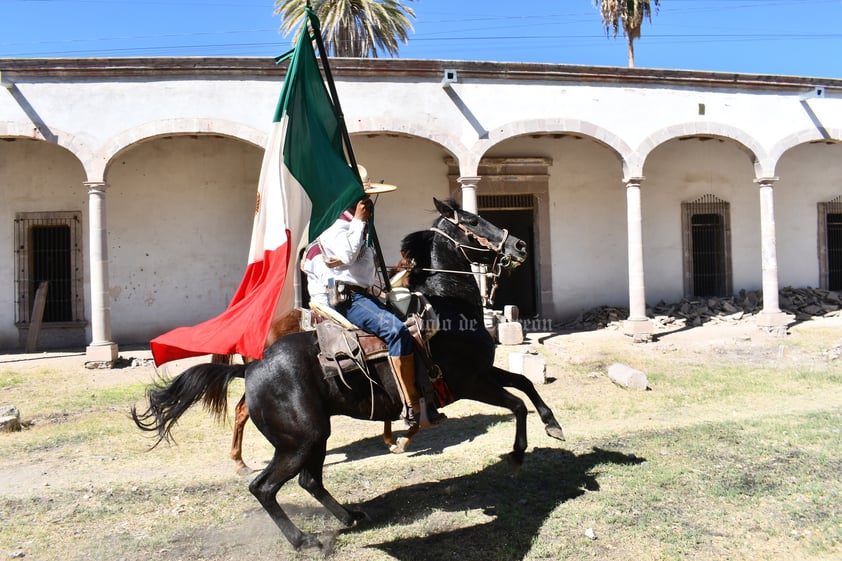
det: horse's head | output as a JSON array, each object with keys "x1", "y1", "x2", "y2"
[{"x1": 432, "y1": 198, "x2": 527, "y2": 270}]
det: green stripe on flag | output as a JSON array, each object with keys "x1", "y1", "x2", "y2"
[{"x1": 275, "y1": 16, "x2": 365, "y2": 242}]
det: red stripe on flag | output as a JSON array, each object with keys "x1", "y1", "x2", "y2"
[{"x1": 150, "y1": 235, "x2": 292, "y2": 365}]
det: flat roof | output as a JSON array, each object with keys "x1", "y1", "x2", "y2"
[{"x1": 1, "y1": 57, "x2": 840, "y2": 92}]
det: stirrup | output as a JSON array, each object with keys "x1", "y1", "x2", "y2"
[{"x1": 401, "y1": 407, "x2": 419, "y2": 428}]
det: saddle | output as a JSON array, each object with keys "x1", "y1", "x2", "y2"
[{"x1": 307, "y1": 291, "x2": 452, "y2": 413}]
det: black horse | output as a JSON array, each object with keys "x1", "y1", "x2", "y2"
[{"x1": 132, "y1": 198, "x2": 565, "y2": 551}]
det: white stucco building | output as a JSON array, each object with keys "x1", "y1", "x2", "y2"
[{"x1": 1, "y1": 57, "x2": 841, "y2": 359}]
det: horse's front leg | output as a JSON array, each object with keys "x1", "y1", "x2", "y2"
[
  {"x1": 454, "y1": 381, "x2": 530, "y2": 470},
  {"x1": 497, "y1": 390, "x2": 530, "y2": 470},
  {"x1": 493, "y1": 366, "x2": 565, "y2": 441}
]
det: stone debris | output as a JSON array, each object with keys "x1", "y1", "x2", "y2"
[
  {"x1": 558, "y1": 287, "x2": 842, "y2": 331},
  {"x1": 0, "y1": 405, "x2": 22, "y2": 433},
  {"x1": 84, "y1": 355, "x2": 156, "y2": 369}
]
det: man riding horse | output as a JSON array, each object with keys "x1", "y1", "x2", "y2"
[{"x1": 302, "y1": 166, "x2": 444, "y2": 429}]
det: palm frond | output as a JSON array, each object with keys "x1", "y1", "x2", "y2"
[{"x1": 275, "y1": 0, "x2": 416, "y2": 58}]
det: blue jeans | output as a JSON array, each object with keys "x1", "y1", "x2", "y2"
[{"x1": 334, "y1": 292, "x2": 413, "y2": 357}]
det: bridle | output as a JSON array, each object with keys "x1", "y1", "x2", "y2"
[
  {"x1": 411, "y1": 211, "x2": 516, "y2": 305},
  {"x1": 428, "y1": 226, "x2": 506, "y2": 263}
]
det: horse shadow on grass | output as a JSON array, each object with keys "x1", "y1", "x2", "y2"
[
  {"x1": 345, "y1": 445, "x2": 646, "y2": 561},
  {"x1": 324, "y1": 413, "x2": 508, "y2": 465}
]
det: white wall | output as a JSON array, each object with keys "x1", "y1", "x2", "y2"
[
  {"x1": 776, "y1": 142, "x2": 842, "y2": 288},
  {"x1": 105, "y1": 136, "x2": 261, "y2": 342},
  {"x1": 643, "y1": 138, "x2": 761, "y2": 302},
  {"x1": 350, "y1": 133, "x2": 453, "y2": 265},
  {"x1": 485, "y1": 135, "x2": 631, "y2": 320}
]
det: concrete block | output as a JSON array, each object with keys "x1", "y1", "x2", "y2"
[
  {"x1": 607, "y1": 363, "x2": 649, "y2": 391},
  {"x1": 504, "y1": 305, "x2": 519, "y2": 322},
  {"x1": 509, "y1": 352, "x2": 546, "y2": 384},
  {"x1": 483, "y1": 309, "x2": 498, "y2": 341},
  {"x1": 497, "y1": 321, "x2": 524, "y2": 345}
]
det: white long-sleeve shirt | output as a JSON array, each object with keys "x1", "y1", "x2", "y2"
[{"x1": 304, "y1": 212, "x2": 376, "y2": 305}]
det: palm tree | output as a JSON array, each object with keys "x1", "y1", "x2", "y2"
[
  {"x1": 275, "y1": 0, "x2": 416, "y2": 58},
  {"x1": 595, "y1": 0, "x2": 660, "y2": 68}
]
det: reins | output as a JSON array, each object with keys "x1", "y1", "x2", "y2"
[{"x1": 410, "y1": 216, "x2": 511, "y2": 305}]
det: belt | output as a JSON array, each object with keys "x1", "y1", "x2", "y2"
[{"x1": 345, "y1": 284, "x2": 370, "y2": 295}]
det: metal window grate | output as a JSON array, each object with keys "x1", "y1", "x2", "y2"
[
  {"x1": 828, "y1": 214, "x2": 842, "y2": 290},
  {"x1": 14, "y1": 212, "x2": 84, "y2": 324},
  {"x1": 691, "y1": 213, "x2": 726, "y2": 296},
  {"x1": 477, "y1": 194, "x2": 534, "y2": 211},
  {"x1": 683, "y1": 194, "x2": 732, "y2": 297},
  {"x1": 826, "y1": 196, "x2": 842, "y2": 290}
]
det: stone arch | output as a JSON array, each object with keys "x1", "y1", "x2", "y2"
[
  {"x1": 0, "y1": 120, "x2": 94, "y2": 173},
  {"x1": 638, "y1": 121, "x2": 768, "y2": 178},
  {"x1": 348, "y1": 116, "x2": 469, "y2": 171},
  {"x1": 476, "y1": 118, "x2": 633, "y2": 179},
  {"x1": 767, "y1": 127, "x2": 842, "y2": 176},
  {"x1": 92, "y1": 118, "x2": 267, "y2": 182}
]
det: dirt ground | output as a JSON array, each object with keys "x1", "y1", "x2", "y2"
[
  {"x1": 2, "y1": 315, "x2": 841, "y2": 560},
  {"x1": 2, "y1": 315, "x2": 838, "y2": 497}
]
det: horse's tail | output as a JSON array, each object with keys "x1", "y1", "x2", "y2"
[{"x1": 131, "y1": 362, "x2": 246, "y2": 448}]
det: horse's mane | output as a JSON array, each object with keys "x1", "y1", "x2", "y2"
[
  {"x1": 400, "y1": 199, "x2": 484, "y2": 311},
  {"x1": 399, "y1": 198, "x2": 460, "y2": 268},
  {"x1": 400, "y1": 230, "x2": 433, "y2": 269}
]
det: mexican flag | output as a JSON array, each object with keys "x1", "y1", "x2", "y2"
[{"x1": 150, "y1": 11, "x2": 364, "y2": 366}]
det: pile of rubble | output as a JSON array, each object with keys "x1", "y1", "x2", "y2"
[{"x1": 559, "y1": 287, "x2": 842, "y2": 331}]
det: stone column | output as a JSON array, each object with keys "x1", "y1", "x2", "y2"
[
  {"x1": 458, "y1": 176, "x2": 492, "y2": 322},
  {"x1": 458, "y1": 176, "x2": 480, "y2": 214},
  {"x1": 85, "y1": 182, "x2": 118, "y2": 363},
  {"x1": 623, "y1": 177, "x2": 653, "y2": 339},
  {"x1": 755, "y1": 177, "x2": 790, "y2": 329}
]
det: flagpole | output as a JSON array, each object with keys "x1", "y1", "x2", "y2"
[{"x1": 306, "y1": 6, "x2": 393, "y2": 293}]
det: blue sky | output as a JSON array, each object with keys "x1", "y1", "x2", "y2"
[{"x1": 2, "y1": 0, "x2": 842, "y2": 79}]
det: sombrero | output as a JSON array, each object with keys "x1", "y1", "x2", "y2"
[{"x1": 358, "y1": 165, "x2": 398, "y2": 195}]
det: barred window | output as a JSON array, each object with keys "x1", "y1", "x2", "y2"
[
  {"x1": 14, "y1": 212, "x2": 85, "y2": 324},
  {"x1": 818, "y1": 196, "x2": 842, "y2": 291},
  {"x1": 682, "y1": 195, "x2": 732, "y2": 297}
]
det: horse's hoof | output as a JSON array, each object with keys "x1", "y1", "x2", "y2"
[
  {"x1": 348, "y1": 509, "x2": 368, "y2": 525},
  {"x1": 546, "y1": 425, "x2": 566, "y2": 441},
  {"x1": 389, "y1": 436, "x2": 411, "y2": 454},
  {"x1": 297, "y1": 535, "x2": 323, "y2": 551},
  {"x1": 235, "y1": 463, "x2": 255, "y2": 477}
]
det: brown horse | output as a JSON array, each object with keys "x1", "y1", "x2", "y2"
[{"x1": 224, "y1": 299, "x2": 426, "y2": 474}]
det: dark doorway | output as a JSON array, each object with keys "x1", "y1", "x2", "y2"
[
  {"x1": 31, "y1": 224, "x2": 72, "y2": 322},
  {"x1": 828, "y1": 213, "x2": 842, "y2": 290},
  {"x1": 480, "y1": 206, "x2": 537, "y2": 317},
  {"x1": 691, "y1": 213, "x2": 727, "y2": 297}
]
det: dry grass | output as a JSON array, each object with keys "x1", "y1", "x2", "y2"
[{"x1": 1, "y1": 317, "x2": 841, "y2": 560}]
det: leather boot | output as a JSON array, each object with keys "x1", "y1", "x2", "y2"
[{"x1": 389, "y1": 354, "x2": 433, "y2": 428}]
